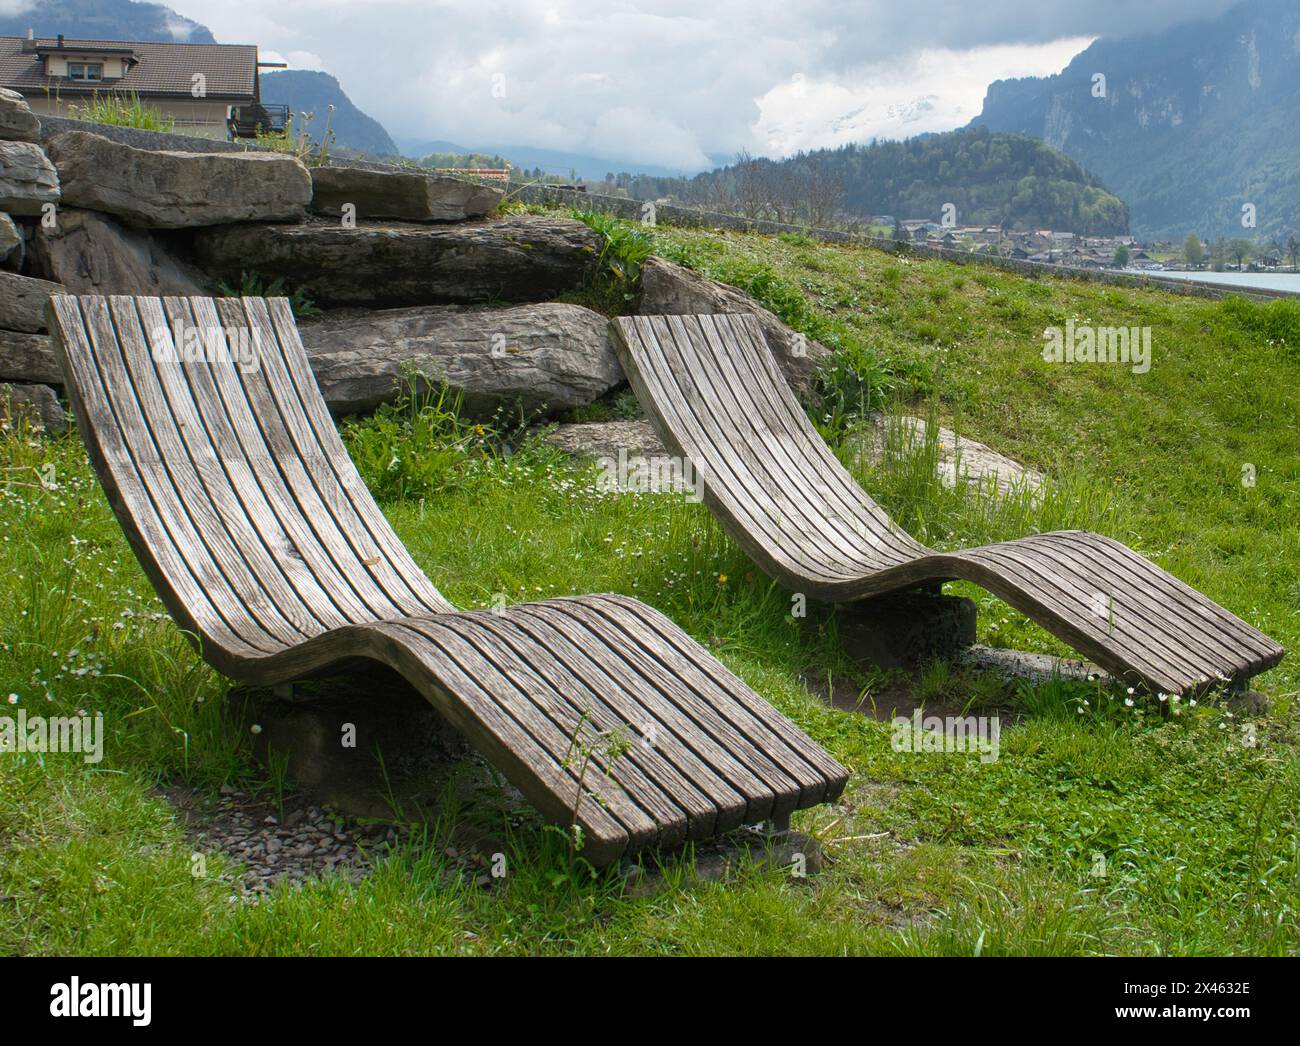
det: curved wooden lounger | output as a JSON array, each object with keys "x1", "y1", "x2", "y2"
[
  {"x1": 611, "y1": 313, "x2": 1284, "y2": 697},
  {"x1": 48, "y1": 295, "x2": 848, "y2": 866}
]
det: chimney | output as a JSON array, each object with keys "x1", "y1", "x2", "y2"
[
  {"x1": 21, "y1": 28, "x2": 35, "y2": 51},
  {"x1": 57, "y1": 33, "x2": 65, "y2": 47}
]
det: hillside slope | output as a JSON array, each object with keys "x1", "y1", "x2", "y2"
[
  {"x1": 610, "y1": 128, "x2": 1129, "y2": 234},
  {"x1": 971, "y1": 0, "x2": 1300, "y2": 240},
  {"x1": 0, "y1": 0, "x2": 214, "y2": 43},
  {"x1": 260, "y1": 70, "x2": 398, "y2": 158}
]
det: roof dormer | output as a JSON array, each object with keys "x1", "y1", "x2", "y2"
[{"x1": 34, "y1": 34, "x2": 138, "y2": 83}]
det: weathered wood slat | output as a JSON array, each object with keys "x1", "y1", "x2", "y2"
[
  {"x1": 612, "y1": 313, "x2": 1285, "y2": 696},
  {"x1": 257, "y1": 297, "x2": 453, "y2": 617},
  {"x1": 47, "y1": 294, "x2": 849, "y2": 866}
]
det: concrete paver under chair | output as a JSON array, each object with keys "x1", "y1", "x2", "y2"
[
  {"x1": 611, "y1": 313, "x2": 1284, "y2": 697},
  {"x1": 48, "y1": 294, "x2": 848, "y2": 866}
]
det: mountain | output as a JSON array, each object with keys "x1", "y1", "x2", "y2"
[
  {"x1": 630, "y1": 127, "x2": 1129, "y2": 234},
  {"x1": 260, "y1": 70, "x2": 398, "y2": 158},
  {"x1": 0, "y1": 0, "x2": 214, "y2": 43},
  {"x1": 970, "y1": 0, "x2": 1300, "y2": 241},
  {"x1": 395, "y1": 137, "x2": 707, "y2": 181}
]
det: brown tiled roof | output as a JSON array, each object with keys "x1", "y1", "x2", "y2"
[{"x1": 0, "y1": 36, "x2": 258, "y2": 100}]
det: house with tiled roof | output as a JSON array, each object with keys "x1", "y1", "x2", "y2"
[{"x1": 0, "y1": 32, "x2": 286, "y2": 139}]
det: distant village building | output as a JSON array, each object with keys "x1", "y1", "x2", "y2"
[{"x1": 0, "y1": 32, "x2": 286, "y2": 139}]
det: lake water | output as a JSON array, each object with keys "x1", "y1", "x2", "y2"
[{"x1": 1130, "y1": 269, "x2": 1300, "y2": 295}]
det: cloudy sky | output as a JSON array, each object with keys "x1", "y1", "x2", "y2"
[{"x1": 161, "y1": 0, "x2": 1240, "y2": 169}]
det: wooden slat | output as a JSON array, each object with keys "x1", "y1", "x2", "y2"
[
  {"x1": 612, "y1": 313, "x2": 1286, "y2": 697},
  {"x1": 46, "y1": 293, "x2": 849, "y2": 866}
]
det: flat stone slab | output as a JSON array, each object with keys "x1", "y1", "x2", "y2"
[
  {"x1": 297, "y1": 301, "x2": 622, "y2": 417},
  {"x1": 855, "y1": 414, "x2": 1044, "y2": 499},
  {"x1": 956, "y1": 644, "x2": 1106, "y2": 686},
  {"x1": 542, "y1": 418, "x2": 701, "y2": 496},
  {"x1": 310, "y1": 165, "x2": 503, "y2": 221},
  {"x1": 0, "y1": 329, "x2": 57, "y2": 384},
  {"x1": 193, "y1": 215, "x2": 600, "y2": 307},
  {"x1": 0, "y1": 270, "x2": 61, "y2": 332},
  {"x1": 44, "y1": 130, "x2": 312, "y2": 228}
]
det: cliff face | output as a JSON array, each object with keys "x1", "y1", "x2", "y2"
[{"x1": 971, "y1": 0, "x2": 1300, "y2": 239}]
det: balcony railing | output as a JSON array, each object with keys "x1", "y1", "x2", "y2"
[{"x1": 228, "y1": 103, "x2": 290, "y2": 139}]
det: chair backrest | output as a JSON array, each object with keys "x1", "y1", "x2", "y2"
[
  {"x1": 48, "y1": 295, "x2": 453, "y2": 672},
  {"x1": 612, "y1": 313, "x2": 927, "y2": 585}
]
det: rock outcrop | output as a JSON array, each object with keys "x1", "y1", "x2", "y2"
[
  {"x1": 44, "y1": 131, "x2": 312, "y2": 228},
  {"x1": 0, "y1": 382, "x2": 65, "y2": 434},
  {"x1": 194, "y1": 216, "x2": 599, "y2": 307},
  {"x1": 30, "y1": 209, "x2": 210, "y2": 296},
  {"x1": 0, "y1": 140, "x2": 59, "y2": 215},
  {"x1": 309, "y1": 166, "x2": 503, "y2": 222},
  {"x1": 637, "y1": 255, "x2": 828, "y2": 392},
  {"x1": 0, "y1": 330, "x2": 58, "y2": 385},
  {"x1": 297, "y1": 302, "x2": 621, "y2": 417}
]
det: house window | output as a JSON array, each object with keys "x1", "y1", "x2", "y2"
[{"x1": 66, "y1": 62, "x2": 104, "y2": 82}]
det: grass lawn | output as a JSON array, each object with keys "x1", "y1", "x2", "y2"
[{"x1": 1, "y1": 219, "x2": 1297, "y2": 956}]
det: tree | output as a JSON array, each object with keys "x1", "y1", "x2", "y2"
[
  {"x1": 732, "y1": 150, "x2": 769, "y2": 220},
  {"x1": 803, "y1": 164, "x2": 844, "y2": 229},
  {"x1": 1287, "y1": 234, "x2": 1299, "y2": 272},
  {"x1": 1183, "y1": 232, "x2": 1204, "y2": 269},
  {"x1": 1112, "y1": 243, "x2": 1131, "y2": 268},
  {"x1": 1227, "y1": 238, "x2": 1253, "y2": 269}
]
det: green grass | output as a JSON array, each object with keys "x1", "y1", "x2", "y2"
[
  {"x1": 67, "y1": 90, "x2": 176, "y2": 133},
  {"x1": 2, "y1": 221, "x2": 1298, "y2": 956}
]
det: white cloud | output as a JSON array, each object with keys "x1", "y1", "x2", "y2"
[
  {"x1": 260, "y1": 49, "x2": 328, "y2": 72},
  {"x1": 754, "y1": 38, "x2": 1094, "y2": 156},
  {"x1": 159, "y1": 1, "x2": 1235, "y2": 168}
]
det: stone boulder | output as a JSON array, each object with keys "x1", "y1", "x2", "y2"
[
  {"x1": 30, "y1": 209, "x2": 211, "y2": 297},
  {"x1": 297, "y1": 302, "x2": 622, "y2": 417},
  {"x1": 541, "y1": 419, "x2": 701, "y2": 497},
  {"x1": 44, "y1": 131, "x2": 312, "y2": 228},
  {"x1": 0, "y1": 331, "x2": 58, "y2": 385},
  {"x1": 637, "y1": 255, "x2": 828, "y2": 392},
  {"x1": 0, "y1": 141, "x2": 59, "y2": 216},
  {"x1": 0, "y1": 88, "x2": 40, "y2": 143},
  {"x1": 1, "y1": 382, "x2": 65, "y2": 435},
  {"x1": 194, "y1": 216, "x2": 599, "y2": 308},
  {"x1": 0, "y1": 213, "x2": 22, "y2": 267},
  {"x1": 310, "y1": 166, "x2": 503, "y2": 222},
  {"x1": 854, "y1": 415, "x2": 1044, "y2": 500},
  {"x1": 0, "y1": 271, "x2": 61, "y2": 332}
]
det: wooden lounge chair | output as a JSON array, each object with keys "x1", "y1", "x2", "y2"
[
  {"x1": 611, "y1": 313, "x2": 1284, "y2": 697},
  {"x1": 48, "y1": 295, "x2": 848, "y2": 865}
]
